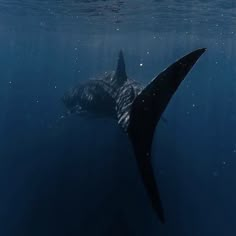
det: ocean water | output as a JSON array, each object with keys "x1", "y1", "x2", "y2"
[{"x1": 0, "y1": 1, "x2": 236, "y2": 235}]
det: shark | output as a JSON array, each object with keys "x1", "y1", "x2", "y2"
[{"x1": 62, "y1": 48, "x2": 206, "y2": 223}]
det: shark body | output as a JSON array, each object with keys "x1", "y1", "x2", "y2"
[{"x1": 62, "y1": 48, "x2": 206, "y2": 223}]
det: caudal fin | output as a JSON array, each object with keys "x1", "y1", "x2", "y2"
[{"x1": 127, "y1": 48, "x2": 206, "y2": 223}]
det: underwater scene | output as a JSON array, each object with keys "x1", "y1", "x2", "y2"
[{"x1": 0, "y1": 0, "x2": 236, "y2": 235}]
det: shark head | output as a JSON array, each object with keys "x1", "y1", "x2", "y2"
[{"x1": 62, "y1": 80, "x2": 117, "y2": 117}]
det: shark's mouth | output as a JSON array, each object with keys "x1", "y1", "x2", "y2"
[{"x1": 66, "y1": 105, "x2": 85, "y2": 115}]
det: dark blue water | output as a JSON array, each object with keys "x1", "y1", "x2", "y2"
[{"x1": 0, "y1": 1, "x2": 236, "y2": 235}]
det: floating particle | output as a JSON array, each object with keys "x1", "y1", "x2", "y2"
[
  {"x1": 213, "y1": 171, "x2": 219, "y2": 177},
  {"x1": 140, "y1": 63, "x2": 143, "y2": 67},
  {"x1": 40, "y1": 21, "x2": 45, "y2": 26}
]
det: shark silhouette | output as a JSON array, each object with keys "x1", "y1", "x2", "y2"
[{"x1": 62, "y1": 48, "x2": 206, "y2": 223}]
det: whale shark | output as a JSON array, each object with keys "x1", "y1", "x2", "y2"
[{"x1": 62, "y1": 48, "x2": 206, "y2": 223}]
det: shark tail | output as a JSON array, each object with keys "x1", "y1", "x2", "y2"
[{"x1": 127, "y1": 48, "x2": 206, "y2": 223}]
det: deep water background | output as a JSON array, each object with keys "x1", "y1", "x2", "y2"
[{"x1": 1, "y1": 1, "x2": 236, "y2": 235}]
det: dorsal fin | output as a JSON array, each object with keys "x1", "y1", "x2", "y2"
[{"x1": 114, "y1": 50, "x2": 127, "y2": 86}]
